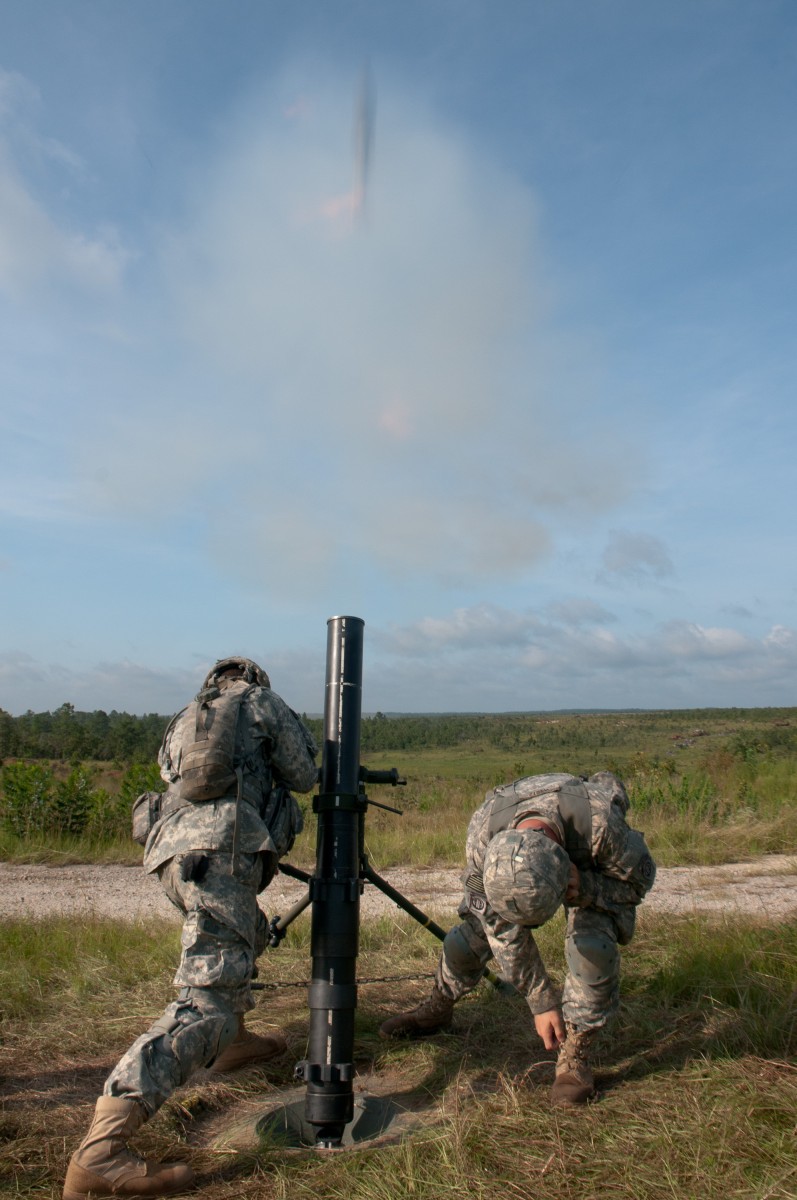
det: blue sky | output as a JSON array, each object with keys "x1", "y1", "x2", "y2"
[{"x1": 1, "y1": 0, "x2": 795, "y2": 716}]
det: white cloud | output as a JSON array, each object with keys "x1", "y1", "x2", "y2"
[
  {"x1": 764, "y1": 625, "x2": 795, "y2": 651},
  {"x1": 368, "y1": 604, "x2": 797, "y2": 710},
  {"x1": 375, "y1": 604, "x2": 544, "y2": 654},
  {"x1": 0, "y1": 70, "x2": 35, "y2": 119},
  {"x1": 2, "y1": 611, "x2": 794, "y2": 716},
  {"x1": 0, "y1": 647, "x2": 323, "y2": 718},
  {"x1": 659, "y1": 620, "x2": 753, "y2": 659}
]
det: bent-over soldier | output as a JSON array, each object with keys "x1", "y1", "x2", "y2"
[{"x1": 380, "y1": 771, "x2": 655, "y2": 1106}]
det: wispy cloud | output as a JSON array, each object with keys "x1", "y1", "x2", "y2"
[
  {"x1": 599, "y1": 529, "x2": 675, "y2": 582},
  {"x1": 546, "y1": 598, "x2": 617, "y2": 627},
  {"x1": 0, "y1": 152, "x2": 129, "y2": 298},
  {"x1": 0, "y1": 652, "x2": 200, "y2": 716},
  {"x1": 0, "y1": 72, "x2": 129, "y2": 302},
  {"x1": 369, "y1": 603, "x2": 797, "y2": 710}
]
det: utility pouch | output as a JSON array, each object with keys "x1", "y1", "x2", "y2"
[
  {"x1": 131, "y1": 790, "x2": 163, "y2": 846},
  {"x1": 258, "y1": 849, "x2": 279, "y2": 893}
]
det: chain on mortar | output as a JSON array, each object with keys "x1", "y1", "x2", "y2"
[{"x1": 252, "y1": 972, "x2": 436, "y2": 991}]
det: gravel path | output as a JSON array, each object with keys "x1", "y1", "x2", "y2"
[{"x1": 0, "y1": 855, "x2": 794, "y2": 923}]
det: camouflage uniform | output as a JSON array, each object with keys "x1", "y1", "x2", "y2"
[
  {"x1": 104, "y1": 680, "x2": 318, "y2": 1116},
  {"x1": 437, "y1": 773, "x2": 656, "y2": 1032}
]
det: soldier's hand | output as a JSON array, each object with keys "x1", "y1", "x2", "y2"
[
  {"x1": 565, "y1": 863, "x2": 580, "y2": 903},
  {"x1": 534, "y1": 1008, "x2": 566, "y2": 1050}
]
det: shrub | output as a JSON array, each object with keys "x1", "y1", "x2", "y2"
[
  {"x1": 0, "y1": 760, "x2": 114, "y2": 838},
  {"x1": 0, "y1": 762, "x2": 55, "y2": 837}
]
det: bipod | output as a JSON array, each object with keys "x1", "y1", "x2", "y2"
[{"x1": 265, "y1": 770, "x2": 507, "y2": 993}]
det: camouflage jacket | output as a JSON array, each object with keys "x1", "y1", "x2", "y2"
[{"x1": 143, "y1": 682, "x2": 318, "y2": 873}]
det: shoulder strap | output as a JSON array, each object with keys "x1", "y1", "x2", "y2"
[
  {"x1": 557, "y1": 782, "x2": 593, "y2": 866},
  {"x1": 486, "y1": 786, "x2": 523, "y2": 839}
]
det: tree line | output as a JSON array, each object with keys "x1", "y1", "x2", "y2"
[
  {"x1": 0, "y1": 705, "x2": 532, "y2": 765},
  {"x1": 0, "y1": 704, "x2": 167, "y2": 763},
  {"x1": 2, "y1": 702, "x2": 795, "y2": 767}
]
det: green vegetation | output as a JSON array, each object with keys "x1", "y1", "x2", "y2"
[
  {"x1": 1, "y1": 707, "x2": 795, "y2": 866},
  {"x1": 0, "y1": 759, "x2": 161, "y2": 862},
  {"x1": 0, "y1": 910, "x2": 794, "y2": 1199}
]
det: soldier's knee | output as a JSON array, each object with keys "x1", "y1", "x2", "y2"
[
  {"x1": 565, "y1": 926, "x2": 618, "y2": 988},
  {"x1": 148, "y1": 993, "x2": 238, "y2": 1079},
  {"x1": 172, "y1": 1010, "x2": 237, "y2": 1072},
  {"x1": 443, "y1": 925, "x2": 485, "y2": 978}
]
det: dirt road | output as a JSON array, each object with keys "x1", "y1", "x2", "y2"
[{"x1": 0, "y1": 855, "x2": 794, "y2": 923}]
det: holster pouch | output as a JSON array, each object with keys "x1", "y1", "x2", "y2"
[
  {"x1": 179, "y1": 852, "x2": 211, "y2": 884},
  {"x1": 258, "y1": 850, "x2": 279, "y2": 893}
]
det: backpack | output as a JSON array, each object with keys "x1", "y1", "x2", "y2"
[{"x1": 177, "y1": 682, "x2": 252, "y2": 801}]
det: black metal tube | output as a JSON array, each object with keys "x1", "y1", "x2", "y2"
[
  {"x1": 300, "y1": 616, "x2": 365, "y2": 1146},
  {"x1": 321, "y1": 615, "x2": 363, "y2": 797}
]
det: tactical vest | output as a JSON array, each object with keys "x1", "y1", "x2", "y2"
[{"x1": 486, "y1": 774, "x2": 594, "y2": 867}]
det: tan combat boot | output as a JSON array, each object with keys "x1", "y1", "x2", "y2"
[
  {"x1": 550, "y1": 1024, "x2": 597, "y2": 1106},
  {"x1": 379, "y1": 985, "x2": 455, "y2": 1039},
  {"x1": 62, "y1": 1096, "x2": 194, "y2": 1199},
  {"x1": 210, "y1": 1014, "x2": 288, "y2": 1073}
]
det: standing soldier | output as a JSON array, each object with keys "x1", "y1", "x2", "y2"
[
  {"x1": 64, "y1": 657, "x2": 318, "y2": 1200},
  {"x1": 379, "y1": 771, "x2": 655, "y2": 1106}
]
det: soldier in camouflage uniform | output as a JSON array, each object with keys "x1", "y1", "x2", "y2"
[
  {"x1": 380, "y1": 772, "x2": 655, "y2": 1107},
  {"x1": 64, "y1": 657, "x2": 318, "y2": 1200}
]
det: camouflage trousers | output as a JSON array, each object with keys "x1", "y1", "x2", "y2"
[
  {"x1": 437, "y1": 898, "x2": 623, "y2": 1032},
  {"x1": 104, "y1": 850, "x2": 268, "y2": 1116}
]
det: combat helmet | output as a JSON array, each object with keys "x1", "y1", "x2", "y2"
[
  {"x1": 482, "y1": 828, "x2": 569, "y2": 927},
  {"x1": 202, "y1": 656, "x2": 271, "y2": 690}
]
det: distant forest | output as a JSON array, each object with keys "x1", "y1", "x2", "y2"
[
  {"x1": 0, "y1": 705, "x2": 537, "y2": 762},
  {"x1": 1, "y1": 702, "x2": 795, "y2": 764},
  {"x1": 0, "y1": 704, "x2": 170, "y2": 763}
]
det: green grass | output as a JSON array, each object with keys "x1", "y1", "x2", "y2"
[
  {"x1": 0, "y1": 910, "x2": 795, "y2": 1199},
  {"x1": 0, "y1": 827, "x2": 142, "y2": 864}
]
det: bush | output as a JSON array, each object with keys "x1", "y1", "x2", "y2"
[
  {"x1": 631, "y1": 771, "x2": 718, "y2": 821},
  {"x1": 50, "y1": 764, "x2": 97, "y2": 835},
  {"x1": 0, "y1": 762, "x2": 56, "y2": 837},
  {"x1": 0, "y1": 761, "x2": 114, "y2": 838},
  {"x1": 118, "y1": 760, "x2": 164, "y2": 807}
]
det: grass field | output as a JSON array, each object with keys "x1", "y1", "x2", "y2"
[{"x1": 0, "y1": 909, "x2": 794, "y2": 1199}]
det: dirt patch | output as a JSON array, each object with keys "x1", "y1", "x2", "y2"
[{"x1": 0, "y1": 855, "x2": 795, "y2": 923}]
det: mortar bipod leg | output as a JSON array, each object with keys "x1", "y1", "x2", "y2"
[{"x1": 359, "y1": 863, "x2": 513, "y2": 993}]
